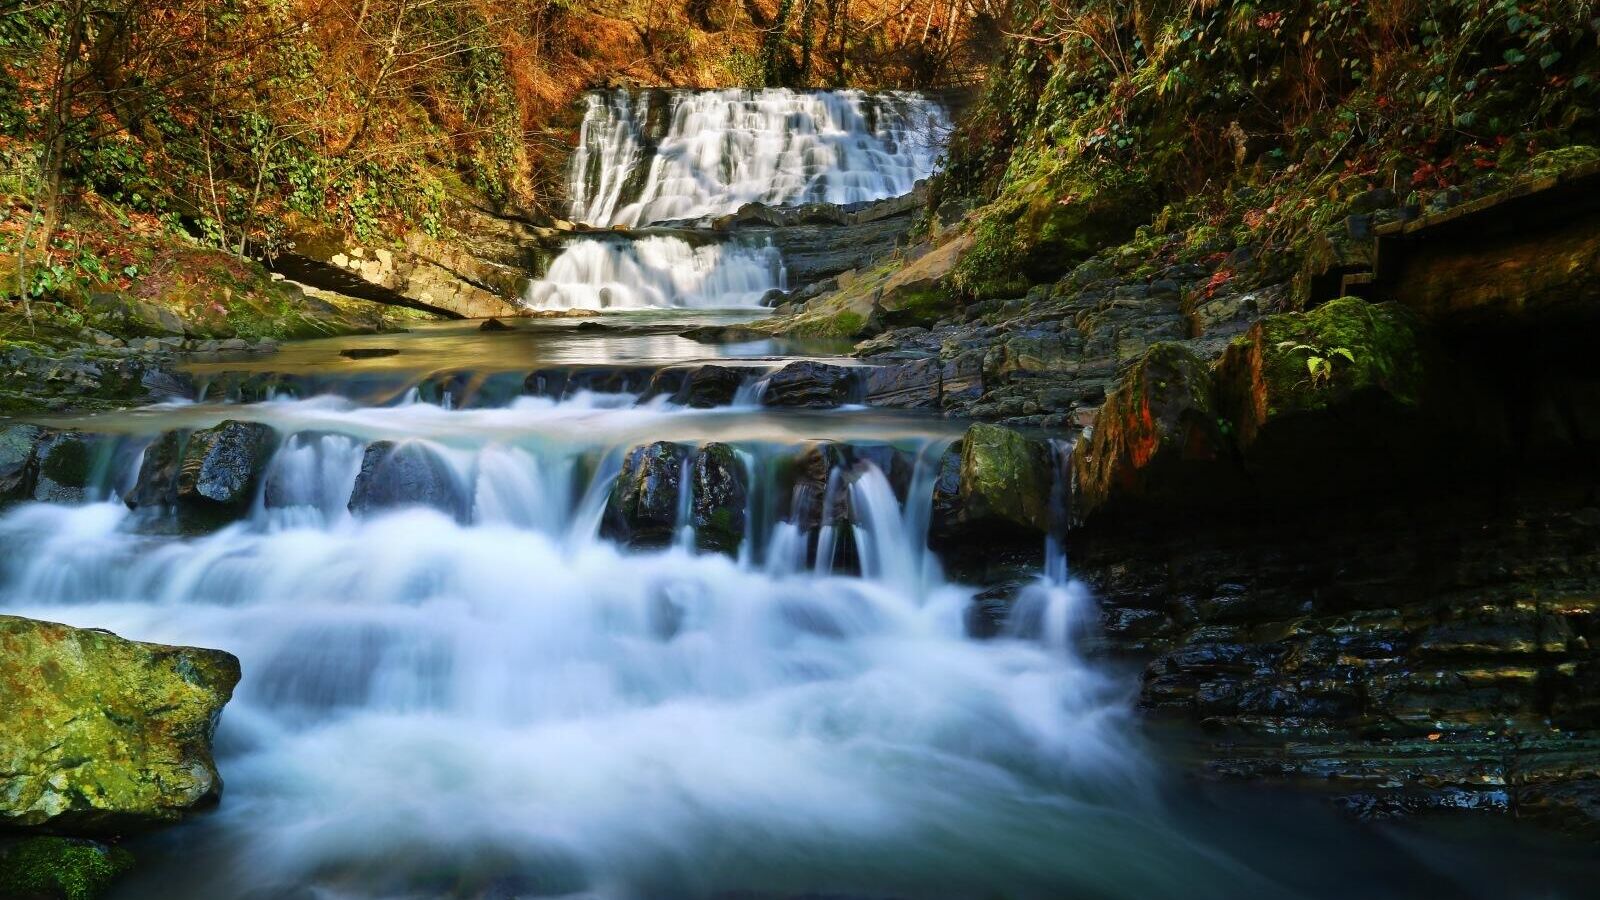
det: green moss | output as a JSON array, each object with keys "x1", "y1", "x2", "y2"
[
  {"x1": 959, "y1": 423, "x2": 1051, "y2": 533},
  {"x1": 0, "y1": 838, "x2": 135, "y2": 900},
  {"x1": 1524, "y1": 145, "x2": 1600, "y2": 178},
  {"x1": 1257, "y1": 297, "x2": 1422, "y2": 415},
  {"x1": 39, "y1": 436, "x2": 92, "y2": 488}
]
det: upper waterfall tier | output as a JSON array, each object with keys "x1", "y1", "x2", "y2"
[
  {"x1": 567, "y1": 89, "x2": 951, "y2": 228},
  {"x1": 523, "y1": 235, "x2": 784, "y2": 310}
]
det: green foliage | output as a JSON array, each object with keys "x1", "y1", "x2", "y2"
[
  {"x1": 0, "y1": 838, "x2": 135, "y2": 900},
  {"x1": 1277, "y1": 342, "x2": 1357, "y2": 388}
]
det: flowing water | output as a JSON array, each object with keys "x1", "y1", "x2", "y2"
[
  {"x1": 524, "y1": 88, "x2": 948, "y2": 312},
  {"x1": 4, "y1": 89, "x2": 1599, "y2": 900}
]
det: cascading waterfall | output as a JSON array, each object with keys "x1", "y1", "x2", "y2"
[
  {"x1": 522, "y1": 234, "x2": 784, "y2": 310},
  {"x1": 568, "y1": 89, "x2": 952, "y2": 228},
  {"x1": 521, "y1": 88, "x2": 949, "y2": 313},
  {"x1": 0, "y1": 391, "x2": 1286, "y2": 898}
]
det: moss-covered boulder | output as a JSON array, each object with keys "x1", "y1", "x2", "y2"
[
  {"x1": 0, "y1": 837, "x2": 134, "y2": 900},
  {"x1": 1216, "y1": 297, "x2": 1425, "y2": 450},
  {"x1": 0, "y1": 615, "x2": 240, "y2": 834},
  {"x1": 690, "y1": 443, "x2": 747, "y2": 555},
  {"x1": 1072, "y1": 343, "x2": 1233, "y2": 522},
  {"x1": 932, "y1": 424, "x2": 1054, "y2": 540},
  {"x1": 31, "y1": 433, "x2": 97, "y2": 503}
]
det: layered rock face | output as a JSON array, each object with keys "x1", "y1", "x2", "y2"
[
  {"x1": 0, "y1": 616, "x2": 241, "y2": 833},
  {"x1": 1048, "y1": 171, "x2": 1600, "y2": 835}
]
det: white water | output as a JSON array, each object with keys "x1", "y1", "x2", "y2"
[
  {"x1": 0, "y1": 393, "x2": 1290, "y2": 898},
  {"x1": 568, "y1": 89, "x2": 951, "y2": 228},
  {"x1": 523, "y1": 235, "x2": 784, "y2": 310}
]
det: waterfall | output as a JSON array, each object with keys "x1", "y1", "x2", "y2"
[
  {"x1": 568, "y1": 89, "x2": 952, "y2": 228},
  {"x1": 522, "y1": 235, "x2": 784, "y2": 310}
]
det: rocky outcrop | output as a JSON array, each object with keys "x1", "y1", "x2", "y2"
[
  {"x1": 0, "y1": 615, "x2": 240, "y2": 833},
  {"x1": 347, "y1": 441, "x2": 464, "y2": 519},
  {"x1": 1071, "y1": 343, "x2": 1231, "y2": 523},
  {"x1": 1072, "y1": 492, "x2": 1600, "y2": 835},
  {"x1": 278, "y1": 215, "x2": 531, "y2": 320}
]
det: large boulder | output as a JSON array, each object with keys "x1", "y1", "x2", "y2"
[
  {"x1": 0, "y1": 615, "x2": 240, "y2": 834},
  {"x1": 1071, "y1": 343, "x2": 1233, "y2": 522},
  {"x1": 177, "y1": 421, "x2": 280, "y2": 510},
  {"x1": 689, "y1": 443, "x2": 748, "y2": 554},
  {"x1": 1216, "y1": 297, "x2": 1425, "y2": 450},
  {"x1": 347, "y1": 441, "x2": 464, "y2": 519},
  {"x1": 932, "y1": 424, "x2": 1054, "y2": 541},
  {"x1": 603, "y1": 442, "x2": 691, "y2": 547},
  {"x1": 0, "y1": 424, "x2": 42, "y2": 501},
  {"x1": 761, "y1": 362, "x2": 861, "y2": 409}
]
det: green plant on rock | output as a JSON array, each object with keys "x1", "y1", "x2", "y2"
[{"x1": 1277, "y1": 341, "x2": 1357, "y2": 389}]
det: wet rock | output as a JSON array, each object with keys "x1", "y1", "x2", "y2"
[
  {"x1": 0, "y1": 615, "x2": 239, "y2": 833},
  {"x1": 124, "y1": 431, "x2": 186, "y2": 510},
  {"x1": 348, "y1": 441, "x2": 464, "y2": 520},
  {"x1": 603, "y1": 442, "x2": 690, "y2": 547},
  {"x1": 340, "y1": 348, "x2": 401, "y2": 359},
  {"x1": 932, "y1": 424, "x2": 1054, "y2": 541},
  {"x1": 690, "y1": 443, "x2": 748, "y2": 553},
  {"x1": 0, "y1": 424, "x2": 42, "y2": 501},
  {"x1": 776, "y1": 443, "x2": 838, "y2": 531},
  {"x1": 0, "y1": 837, "x2": 135, "y2": 900},
  {"x1": 862, "y1": 358, "x2": 942, "y2": 409},
  {"x1": 478, "y1": 317, "x2": 513, "y2": 331},
  {"x1": 1071, "y1": 343, "x2": 1233, "y2": 523},
  {"x1": 32, "y1": 432, "x2": 96, "y2": 503},
  {"x1": 761, "y1": 361, "x2": 860, "y2": 408},
  {"x1": 178, "y1": 421, "x2": 280, "y2": 510},
  {"x1": 659, "y1": 365, "x2": 747, "y2": 408}
]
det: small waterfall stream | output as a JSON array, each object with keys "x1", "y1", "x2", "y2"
[{"x1": 522, "y1": 89, "x2": 948, "y2": 312}]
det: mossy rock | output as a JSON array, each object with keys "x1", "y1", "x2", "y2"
[
  {"x1": 0, "y1": 838, "x2": 134, "y2": 900},
  {"x1": 32, "y1": 432, "x2": 97, "y2": 503},
  {"x1": 690, "y1": 442, "x2": 748, "y2": 555},
  {"x1": 955, "y1": 167, "x2": 1153, "y2": 299},
  {"x1": 0, "y1": 615, "x2": 241, "y2": 834},
  {"x1": 1072, "y1": 342, "x2": 1234, "y2": 523},
  {"x1": 1216, "y1": 297, "x2": 1424, "y2": 449},
  {"x1": 951, "y1": 423, "x2": 1054, "y2": 535}
]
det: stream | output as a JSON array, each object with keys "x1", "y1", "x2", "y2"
[{"x1": 2, "y1": 88, "x2": 1597, "y2": 899}]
